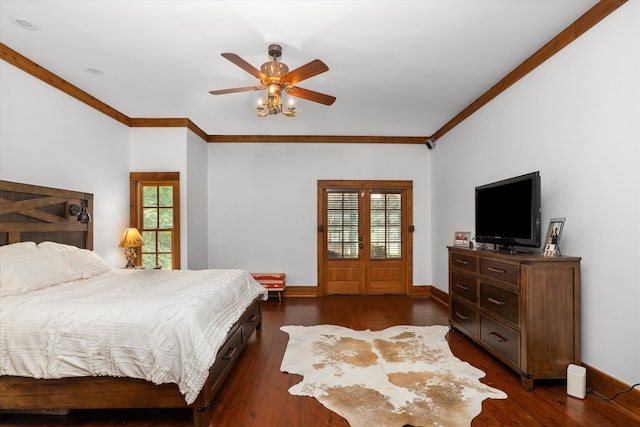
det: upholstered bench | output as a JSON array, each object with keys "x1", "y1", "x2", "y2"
[{"x1": 250, "y1": 273, "x2": 286, "y2": 301}]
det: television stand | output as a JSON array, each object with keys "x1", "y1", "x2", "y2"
[
  {"x1": 448, "y1": 246, "x2": 581, "y2": 390},
  {"x1": 496, "y1": 245, "x2": 517, "y2": 254}
]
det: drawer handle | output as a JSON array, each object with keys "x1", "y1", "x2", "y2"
[
  {"x1": 455, "y1": 312, "x2": 469, "y2": 321},
  {"x1": 488, "y1": 297, "x2": 506, "y2": 306},
  {"x1": 487, "y1": 267, "x2": 506, "y2": 274},
  {"x1": 489, "y1": 331, "x2": 507, "y2": 342},
  {"x1": 455, "y1": 283, "x2": 469, "y2": 292},
  {"x1": 223, "y1": 347, "x2": 238, "y2": 360},
  {"x1": 248, "y1": 314, "x2": 258, "y2": 323},
  {"x1": 455, "y1": 259, "x2": 470, "y2": 265}
]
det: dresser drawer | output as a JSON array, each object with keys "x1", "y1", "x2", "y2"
[
  {"x1": 480, "y1": 315, "x2": 519, "y2": 367},
  {"x1": 479, "y1": 258, "x2": 519, "y2": 285},
  {"x1": 450, "y1": 251, "x2": 477, "y2": 274},
  {"x1": 450, "y1": 272, "x2": 477, "y2": 303},
  {"x1": 451, "y1": 299, "x2": 477, "y2": 338},
  {"x1": 480, "y1": 282, "x2": 519, "y2": 326}
]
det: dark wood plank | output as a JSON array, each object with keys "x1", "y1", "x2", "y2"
[
  {"x1": 206, "y1": 135, "x2": 427, "y2": 144},
  {"x1": 1, "y1": 296, "x2": 638, "y2": 426}
]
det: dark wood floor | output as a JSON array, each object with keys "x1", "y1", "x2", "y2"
[{"x1": 2, "y1": 296, "x2": 639, "y2": 427}]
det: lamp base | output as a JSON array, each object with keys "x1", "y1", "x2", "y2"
[{"x1": 124, "y1": 247, "x2": 138, "y2": 269}]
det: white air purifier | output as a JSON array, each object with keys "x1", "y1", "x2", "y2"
[{"x1": 567, "y1": 364, "x2": 587, "y2": 399}]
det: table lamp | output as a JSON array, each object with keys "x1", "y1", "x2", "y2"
[{"x1": 118, "y1": 228, "x2": 145, "y2": 268}]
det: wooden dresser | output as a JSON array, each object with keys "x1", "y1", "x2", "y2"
[{"x1": 448, "y1": 246, "x2": 581, "y2": 389}]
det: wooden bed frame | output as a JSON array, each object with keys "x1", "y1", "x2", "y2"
[{"x1": 0, "y1": 180, "x2": 262, "y2": 427}]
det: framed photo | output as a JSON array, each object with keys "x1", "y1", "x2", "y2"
[
  {"x1": 543, "y1": 217, "x2": 565, "y2": 256},
  {"x1": 453, "y1": 231, "x2": 471, "y2": 247}
]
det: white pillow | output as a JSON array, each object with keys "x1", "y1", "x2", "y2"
[
  {"x1": 0, "y1": 249, "x2": 82, "y2": 296},
  {"x1": 36, "y1": 241, "x2": 80, "y2": 252},
  {"x1": 0, "y1": 241, "x2": 36, "y2": 255},
  {"x1": 37, "y1": 241, "x2": 113, "y2": 278},
  {"x1": 62, "y1": 249, "x2": 114, "y2": 278}
]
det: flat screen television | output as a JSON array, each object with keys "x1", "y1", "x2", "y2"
[{"x1": 475, "y1": 171, "x2": 541, "y2": 251}]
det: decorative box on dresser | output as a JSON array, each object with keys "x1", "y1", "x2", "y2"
[{"x1": 448, "y1": 246, "x2": 581, "y2": 390}]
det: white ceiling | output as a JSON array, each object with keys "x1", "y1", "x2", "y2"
[{"x1": 0, "y1": 0, "x2": 600, "y2": 137}]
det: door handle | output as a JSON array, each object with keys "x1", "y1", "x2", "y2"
[{"x1": 359, "y1": 243, "x2": 364, "y2": 249}]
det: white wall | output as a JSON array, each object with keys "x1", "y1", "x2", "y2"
[
  {"x1": 186, "y1": 129, "x2": 208, "y2": 269},
  {"x1": 0, "y1": 61, "x2": 131, "y2": 266},
  {"x1": 129, "y1": 127, "x2": 209, "y2": 270},
  {"x1": 207, "y1": 143, "x2": 431, "y2": 287},
  {"x1": 431, "y1": 3, "x2": 639, "y2": 386}
]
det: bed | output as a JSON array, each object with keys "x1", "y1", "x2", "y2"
[{"x1": 0, "y1": 180, "x2": 267, "y2": 427}]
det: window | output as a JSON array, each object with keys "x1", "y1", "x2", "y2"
[
  {"x1": 327, "y1": 191, "x2": 359, "y2": 259},
  {"x1": 370, "y1": 192, "x2": 402, "y2": 259},
  {"x1": 130, "y1": 172, "x2": 180, "y2": 270}
]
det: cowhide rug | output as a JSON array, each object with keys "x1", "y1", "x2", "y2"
[{"x1": 280, "y1": 324, "x2": 507, "y2": 427}]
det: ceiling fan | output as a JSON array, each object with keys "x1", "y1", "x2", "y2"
[{"x1": 209, "y1": 44, "x2": 336, "y2": 117}]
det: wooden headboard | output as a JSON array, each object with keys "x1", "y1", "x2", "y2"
[{"x1": 0, "y1": 180, "x2": 93, "y2": 250}]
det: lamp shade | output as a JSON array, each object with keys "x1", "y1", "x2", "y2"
[{"x1": 118, "y1": 228, "x2": 145, "y2": 248}]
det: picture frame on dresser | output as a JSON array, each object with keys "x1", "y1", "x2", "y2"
[
  {"x1": 453, "y1": 231, "x2": 471, "y2": 247},
  {"x1": 544, "y1": 217, "x2": 565, "y2": 256}
]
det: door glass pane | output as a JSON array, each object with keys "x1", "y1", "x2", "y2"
[
  {"x1": 327, "y1": 193, "x2": 343, "y2": 209},
  {"x1": 370, "y1": 192, "x2": 402, "y2": 259},
  {"x1": 387, "y1": 194, "x2": 401, "y2": 209},
  {"x1": 370, "y1": 210, "x2": 385, "y2": 226},
  {"x1": 328, "y1": 211, "x2": 343, "y2": 226},
  {"x1": 371, "y1": 226, "x2": 385, "y2": 242},
  {"x1": 387, "y1": 242, "x2": 401, "y2": 258},
  {"x1": 326, "y1": 191, "x2": 359, "y2": 259},
  {"x1": 387, "y1": 226, "x2": 401, "y2": 241},
  {"x1": 344, "y1": 226, "x2": 358, "y2": 242},
  {"x1": 327, "y1": 243, "x2": 342, "y2": 258},
  {"x1": 343, "y1": 193, "x2": 359, "y2": 209},
  {"x1": 343, "y1": 243, "x2": 359, "y2": 258}
]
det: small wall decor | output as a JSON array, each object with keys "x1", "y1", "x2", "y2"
[
  {"x1": 543, "y1": 217, "x2": 565, "y2": 256},
  {"x1": 453, "y1": 231, "x2": 471, "y2": 247}
]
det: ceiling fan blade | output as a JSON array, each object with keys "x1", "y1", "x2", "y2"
[
  {"x1": 285, "y1": 86, "x2": 336, "y2": 106},
  {"x1": 282, "y1": 59, "x2": 329, "y2": 86},
  {"x1": 221, "y1": 52, "x2": 267, "y2": 80},
  {"x1": 209, "y1": 86, "x2": 265, "y2": 95}
]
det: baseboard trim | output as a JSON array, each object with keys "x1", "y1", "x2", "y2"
[
  {"x1": 411, "y1": 285, "x2": 449, "y2": 307},
  {"x1": 282, "y1": 285, "x2": 451, "y2": 302},
  {"x1": 282, "y1": 286, "x2": 318, "y2": 297},
  {"x1": 585, "y1": 363, "x2": 640, "y2": 418}
]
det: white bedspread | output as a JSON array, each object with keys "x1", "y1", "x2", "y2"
[{"x1": 0, "y1": 268, "x2": 267, "y2": 404}]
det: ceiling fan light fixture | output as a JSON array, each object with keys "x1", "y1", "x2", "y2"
[
  {"x1": 212, "y1": 44, "x2": 332, "y2": 118},
  {"x1": 255, "y1": 87, "x2": 299, "y2": 118},
  {"x1": 281, "y1": 97, "x2": 299, "y2": 117}
]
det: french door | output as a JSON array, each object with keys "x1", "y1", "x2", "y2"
[{"x1": 318, "y1": 180, "x2": 413, "y2": 295}]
